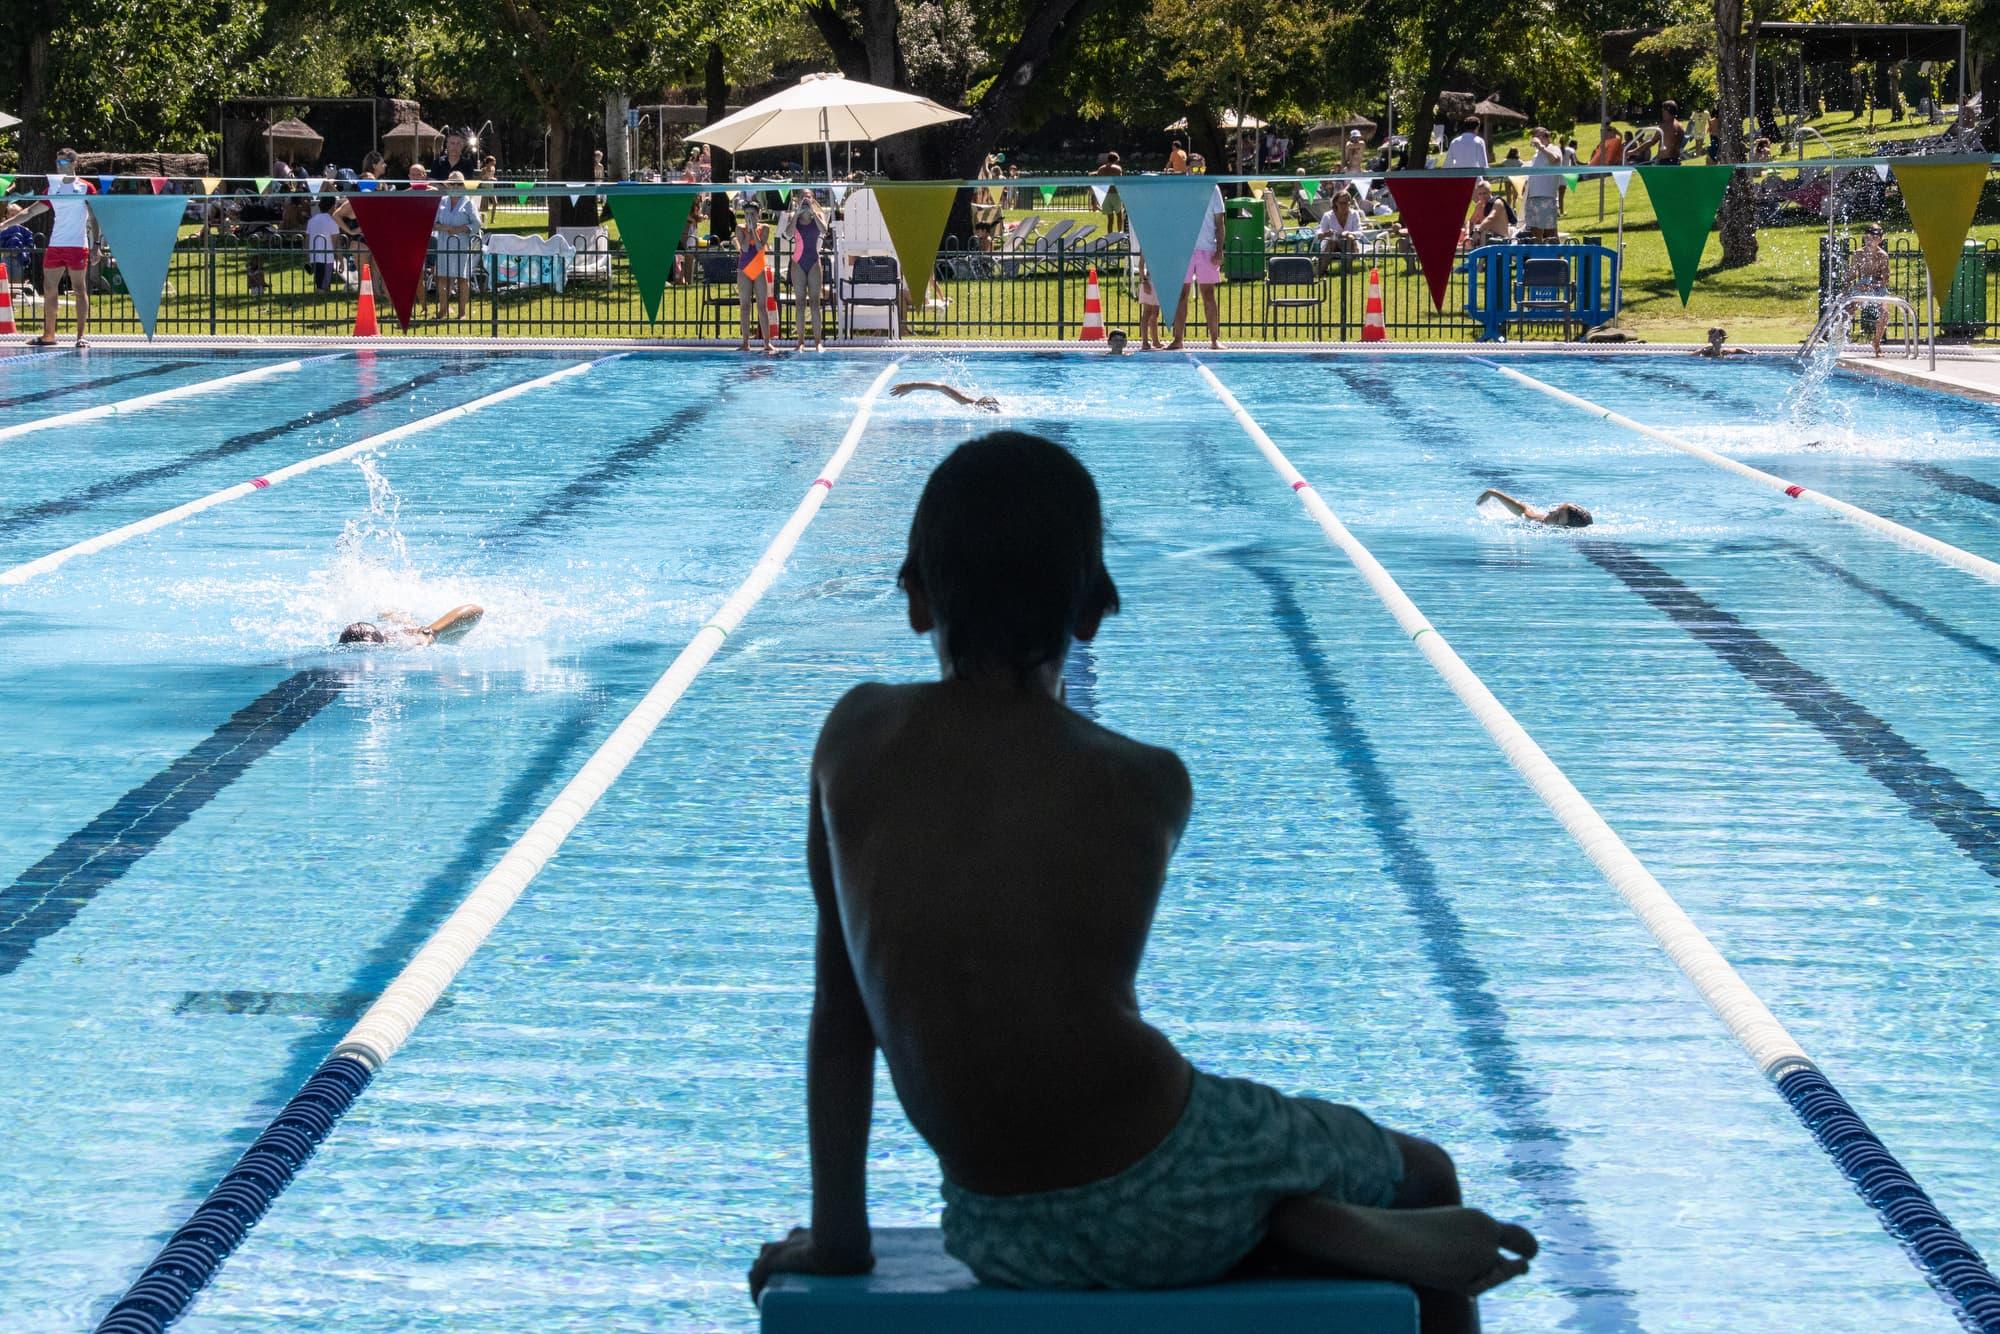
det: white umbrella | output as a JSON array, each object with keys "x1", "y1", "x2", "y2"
[
  {"x1": 687, "y1": 72, "x2": 966, "y2": 180},
  {"x1": 1165, "y1": 110, "x2": 1266, "y2": 132}
]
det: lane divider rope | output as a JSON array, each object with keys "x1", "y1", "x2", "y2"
[
  {"x1": 0, "y1": 357, "x2": 616, "y2": 588},
  {"x1": 1193, "y1": 358, "x2": 2000, "y2": 1332},
  {"x1": 91, "y1": 360, "x2": 901, "y2": 1334},
  {"x1": 0, "y1": 354, "x2": 343, "y2": 443},
  {"x1": 1476, "y1": 358, "x2": 2000, "y2": 587}
]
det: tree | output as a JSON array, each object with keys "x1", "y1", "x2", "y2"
[
  {"x1": 1148, "y1": 0, "x2": 1352, "y2": 169},
  {"x1": 1713, "y1": 0, "x2": 1758, "y2": 264}
]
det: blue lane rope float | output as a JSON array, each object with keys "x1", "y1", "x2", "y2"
[
  {"x1": 91, "y1": 361, "x2": 902, "y2": 1332},
  {"x1": 1193, "y1": 357, "x2": 2000, "y2": 1333}
]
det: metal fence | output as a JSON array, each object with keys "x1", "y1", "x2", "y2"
[
  {"x1": 1821, "y1": 239, "x2": 2000, "y2": 340},
  {"x1": 2, "y1": 225, "x2": 1499, "y2": 342}
]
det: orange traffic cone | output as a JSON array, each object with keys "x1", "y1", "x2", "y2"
[
  {"x1": 1079, "y1": 266, "x2": 1105, "y2": 341},
  {"x1": 1362, "y1": 266, "x2": 1386, "y2": 343},
  {"x1": 354, "y1": 264, "x2": 379, "y2": 337},
  {"x1": 766, "y1": 284, "x2": 780, "y2": 342},
  {"x1": 0, "y1": 263, "x2": 14, "y2": 337}
]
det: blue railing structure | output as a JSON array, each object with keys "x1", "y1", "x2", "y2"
[{"x1": 1461, "y1": 243, "x2": 1622, "y2": 341}]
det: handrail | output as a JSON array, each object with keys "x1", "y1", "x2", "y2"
[{"x1": 1800, "y1": 293, "x2": 1920, "y2": 360}]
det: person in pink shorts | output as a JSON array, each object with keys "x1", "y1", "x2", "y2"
[
  {"x1": 1169, "y1": 185, "x2": 1225, "y2": 351},
  {"x1": 34, "y1": 147, "x2": 95, "y2": 348}
]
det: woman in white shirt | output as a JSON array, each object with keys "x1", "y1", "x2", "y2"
[
  {"x1": 1316, "y1": 191, "x2": 1365, "y2": 267},
  {"x1": 34, "y1": 146, "x2": 94, "y2": 347},
  {"x1": 305, "y1": 197, "x2": 341, "y2": 291},
  {"x1": 431, "y1": 173, "x2": 482, "y2": 321}
]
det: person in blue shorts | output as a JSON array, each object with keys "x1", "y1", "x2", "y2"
[{"x1": 750, "y1": 433, "x2": 1536, "y2": 1331}]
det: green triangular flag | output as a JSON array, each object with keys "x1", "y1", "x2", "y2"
[
  {"x1": 515, "y1": 181, "x2": 534, "y2": 204},
  {"x1": 869, "y1": 182, "x2": 958, "y2": 305},
  {"x1": 1564, "y1": 172, "x2": 1581, "y2": 189},
  {"x1": 606, "y1": 192, "x2": 696, "y2": 323},
  {"x1": 1637, "y1": 165, "x2": 1734, "y2": 305},
  {"x1": 0, "y1": 175, "x2": 14, "y2": 193},
  {"x1": 1891, "y1": 158, "x2": 1989, "y2": 304},
  {"x1": 253, "y1": 176, "x2": 272, "y2": 194},
  {"x1": 86, "y1": 195, "x2": 184, "y2": 337},
  {"x1": 1298, "y1": 178, "x2": 1320, "y2": 200},
  {"x1": 1039, "y1": 185, "x2": 1057, "y2": 205}
]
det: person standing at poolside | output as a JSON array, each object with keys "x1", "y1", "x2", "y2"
[
  {"x1": 1656, "y1": 102, "x2": 1685, "y2": 165},
  {"x1": 1521, "y1": 128, "x2": 1562, "y2": 241},
  {"x1": 1444, "y1": 118, "x2": 1489, "y2": 170},
  {"x1": 1166, "y1": 139, "x2": 1189, "y2": 174},
  {"x1": 1847, "y1": 223, "x2": 1892, "y2": 356},
  {"x1": 1168, "y1": 184, "x2": 1225, "y2": 352},
  {"x1": 736, "y1": 202, "x2": 775, "y2": 354},
  {"x1": 33, "y1": 147, "x2": 95, "y2": 348},
  {"x1": 787, "y1": 191, "x2": 828, "y2": 352},
  {"x1": 432, "y1": 173, "x2": 482, "y2": 321}
]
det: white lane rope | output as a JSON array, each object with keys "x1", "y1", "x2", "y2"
[
  {"x1": 1478, "y1": 358, "x2": 2000, "y2": 587},
  {"x1": 0, "y1": 357, "x2": 613, "y2": 588},
  {"x1": 1192, "y1": 358, "x2": 1815, "y2": 1081},
  {"x1": 0, "y1": 354, "x2": 342, "y2": 442},
  {"x1": 332, "y1": 360, "x2": 902, "y2": 1071}
]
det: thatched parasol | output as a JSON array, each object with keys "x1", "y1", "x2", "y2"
[
  {"x1": 1333, "y1": 112, "x2": 1377, "y2": 132},
  {"x1": 381, "y1": 118, "x2": 445, "y2": 160}
]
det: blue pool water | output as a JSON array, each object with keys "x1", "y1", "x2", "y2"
[{"x1": 2, "y1": 345, "x2": 1997, "y2": 1331}]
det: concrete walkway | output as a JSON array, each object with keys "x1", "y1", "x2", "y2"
[{"x1": 1841, "y1": 350, "x2": 2000, "y2": 403}]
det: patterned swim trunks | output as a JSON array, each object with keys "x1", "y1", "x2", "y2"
[{"x1": 939, "y1": 1068, "x2": 1404, "y2": 1289}]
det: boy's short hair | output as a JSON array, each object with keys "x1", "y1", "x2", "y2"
[{"x1": 899, "y1": 432, "x2": 1119, "y2": 678}]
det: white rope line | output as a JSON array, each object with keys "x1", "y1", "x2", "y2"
[
  {"x1": 0, "y1": 354, "x2": 341, "y2": 443},
  {"x1": 1478, "y1": 358, "x2": 2000, "y2": 586},
  {"x1": 0, "y1": 357, "x2": 613, "y2": 588},
  {"x1": 1192, "y1": 358, "x2": 1816, "y2": 1081},
  {"x1": 332, "y1": 360, "x2": 902, "y2": 1071}
]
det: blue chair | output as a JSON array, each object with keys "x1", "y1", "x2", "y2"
[
  {"x1": 1462, "y1": 244, "x2": 1621, "y2": 341},
  {"x1": 759, "y1": 1227, "x2": 1419, "y2": 1334}
]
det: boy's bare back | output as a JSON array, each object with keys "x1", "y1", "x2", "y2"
[{"x1": 812, "y1": 676, "x2": 1193, "y2": 1195}]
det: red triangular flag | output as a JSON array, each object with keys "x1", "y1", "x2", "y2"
[
  {"x1": 148, "y1": 176, "x2": 168, "y2": 195},
  {"x1": 1388, "y1": 176, "x2": 1478, "y2": 311},
  {"x1": 346, "y1": 193, "x2": 442, "y2": 329}
]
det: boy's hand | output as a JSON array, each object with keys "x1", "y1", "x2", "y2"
[{"x1": 748, "y1": 1226, "x2": 873, "y2": 1303}]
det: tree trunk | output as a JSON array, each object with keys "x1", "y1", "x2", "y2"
[
  {"x1": 552, "y1": 105, "x2": 601, "y2": 230},
  {"x1": 705, "y1": 41, "x2": 735, "y2": 244},
  {"x1": 1404, "y1": 67, "x2": 1450, "y2": 172},
  {"x1": 1715, "y1": 0, "x2": 1758, "y2": 266},
  {"x1": 19, "y1": 29, "x2": 52, "y2": 170}
]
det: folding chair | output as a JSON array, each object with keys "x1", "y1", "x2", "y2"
[
  {"x1": 841, "y1": 253, "x2": 900, "y2": 338},
  {"x1": 1513, "y1": 256, "x2": 1577, "y2": 341},
  {"x1": 1263, "y1": 255, "x2": 1325, "y2": 340}
]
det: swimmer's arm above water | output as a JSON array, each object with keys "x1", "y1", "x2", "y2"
[
  {"x1": 889, "y1": 381, "x2": 1000, "y2": 412},
  {"x1": 423, "y1": 604, "x2": 485, "y2": 643},
  {"x1": 1476, "y1": 488, "x2": 1531, "y2": 518}
]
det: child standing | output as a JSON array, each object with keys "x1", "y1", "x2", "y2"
[{"x1": 1136, "y1": 259, "x2": 1162, "y2": 350}]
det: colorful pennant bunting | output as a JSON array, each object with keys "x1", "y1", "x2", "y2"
[
  {"x1": 86, "y1": 195, "x2": 184, "y2": 337},
  {"x1": 0, "y1": 175, "x2": 14, "y2": 193},
  {"x1": 1637, "y1": 165, "x2": 1733, "y2": 305},
  {"x1": 514, "y1": 181, "x2": 533, "y2": 204},
  {"x1": 201, "y1": 176, "x2": 222, "y2": 196},
  {"x1": 1387, "y1": 175, "x2": 1477, "y2": 310},
  {"x1": 1297, "y1": 178, "x2": 1320, "y2": 200},
  {"x1": 606, "y1": 192, "x2": 695, "y2": 323},
  {"x1": 147, "y1": 177, "x2": 167, "y2": 195},
  {"x1": 1610, "y1": 169, "x2": 1632, "y2": 198},
  {"x1": 97, "y1": 175, "x2": 115, "y2": 194},
  {"x1": 868, "y1": 182, "x2": 959, "y2": 307},
  {"x1": 253, "y1": 177, "x2": 272, "y2": 194},
  {"x1": 1113, "y1": 177, "x2": 1222, "y2": 322},
  {"x1": 1039, "y1": 185, "x2": 1058, "y2": 205},
  {"x1": 1892, "y1": 159, "x2": 1990, "y2": 302},
  {"x1": 345, "y1": 193, "x2": 443, "y2": 329},
  {"x1": 306, "y1": 175, "x2": 325, "y2": 195},
  {"x1": 356, "y1": 179, "x2": 379, "y2": 192}
]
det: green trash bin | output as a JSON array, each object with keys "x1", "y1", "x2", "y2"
[
  {"x1": 1223, "y1": 196, "x2": 1264, "y2": 282},
  {"x1": 1942, "y1": 239, "x2": 1986, "y2": 336}
]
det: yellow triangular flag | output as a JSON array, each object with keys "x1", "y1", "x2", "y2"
[
  {"x1": 1891, "y1": 158, "x2": 1989, "y2": 303},
  {"x1": 202, "y1": 176, "x2": 222, "y2": 196}
]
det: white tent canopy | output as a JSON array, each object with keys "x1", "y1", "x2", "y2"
[{"x1": 686, "y1": 72, "x2": 966, "y2": 177}]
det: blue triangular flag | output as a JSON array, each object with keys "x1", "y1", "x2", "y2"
[
  {"x1": 98, "y1": 175, "x2": 116, "y2": 194},
  {"x1": 357, "y1": 179, "x2": 378, "y2": 193},
  {"x1": 87, "y1": 195, "x2": 184, "y2": 337},
  {"x1": 1114, "y1": 178, "x2": 1222, "y2": 321}
]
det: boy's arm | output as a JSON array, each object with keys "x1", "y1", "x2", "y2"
[{"x1": 805, "y1": 779, "x2": 875, "y2": 1260}]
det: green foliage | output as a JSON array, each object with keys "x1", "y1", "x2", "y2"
[{"x1": 39, "y1": 0, "x2": 266, "y2": 150}]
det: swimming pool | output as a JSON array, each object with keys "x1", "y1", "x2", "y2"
[{"x1": 2, "y1": 344, "x2": 1997, "y2": 1331}]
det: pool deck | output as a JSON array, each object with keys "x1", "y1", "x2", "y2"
[{"x1": 1840, "y1": 350, "x2": 2000, "y2": 403}]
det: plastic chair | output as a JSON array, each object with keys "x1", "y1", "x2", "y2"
[
  {"x1": 1264, "y1": 254, "x2": 1325, "y2": 340},
  {"x1": 1513, "y1": 256, "x2": 1576, "y2": 341},
  {"x1": 841, "y1": 253, "x2": 900, "y2": 338},
  {"x1": 699, "y1": 249, "x2": 742, "y2": 339}
]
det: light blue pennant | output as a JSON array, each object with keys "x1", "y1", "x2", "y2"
[
  {"x1": 1113, "y1": 177, "x2": 1221, "y2": 320},
  {"x1": 86, "y1": 195, "x2": 184, "y2": 337}
]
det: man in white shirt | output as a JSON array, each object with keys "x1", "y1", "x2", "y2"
[
  {"x1": 35, "y1": 146, "x2": 95, "y2": 348},
  {"x1": 1444, "y1": 118, "x2": 1488, "y2": 170},
  {"x1": 1521, "y1": 127, "x2": 1562, "y2": 240}
]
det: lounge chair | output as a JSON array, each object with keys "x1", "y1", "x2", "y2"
[{"x1": 555, "y1": 225, "x2": 612, "y2": 283}]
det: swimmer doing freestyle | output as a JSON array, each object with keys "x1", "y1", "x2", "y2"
[
  {"x1": 338, "y1": 604, "x2": 484, "y2": 647},
  {"x1": 1477, "y1": 490, "x2": 1593, "y2": 528}
]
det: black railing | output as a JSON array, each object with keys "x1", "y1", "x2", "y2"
[
  {"x1": 2, "y1": 226, "x2": 1499, "y2": 342},
  {"x1": 1819, "y1": 239, "x2": 2000, "y2": 339}
]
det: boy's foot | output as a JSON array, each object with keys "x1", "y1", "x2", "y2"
[
  {"x1": 1165, "y1": 339, "x2": 1184, "y2": 350},
  {"x1": 737, "y1": 341, "x2": 751, "y2": 352},
  {"x1": 1209, "y1": 340, "x2": 1223, "y2": 351},
  {"x1": 28, "y1": 335, "x2": 57, "y2": 347},
  {"x1": 1270, "y1": 1199, "x2": 1535, "y2": 1300}
]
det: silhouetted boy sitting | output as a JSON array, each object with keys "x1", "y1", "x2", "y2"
[{"x1": 750, "y1": 432, "x2": 1536, "y2": 1333}]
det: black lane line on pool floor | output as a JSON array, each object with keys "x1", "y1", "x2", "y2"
[
  {"x1": 90, "y1": 678, "x2": 626, "y2": 1333},
  {"x1": 0, "y1": 359, "x2": 197, "y2": 411},
  {"x1": 0, "y1": 669, "x2": 345, "y2": 977},
  {"x1": 1345, "y1": 362, "x2": 2000, "y2": 884},
  {"x1": 1240, "y1": 553, "x2": 1639, "y2": 1326},
  {"x1": 480, "y1": 361, "x2": 774, "y2": 546},
  {"x1": 1717, "y1": 540, "x2": 2000, "y2": 670},
  {"x1": 0, "y1": 361, "x2": 479, "y2": 540},
  {"x1": 1166, "y1": 405, "x2": 1634, "y2": 1322},
  {"x1": 1622, "y1": 362, "x2": 2000, "y2": 516}
]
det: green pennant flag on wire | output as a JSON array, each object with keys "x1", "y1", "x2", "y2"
[
  {"x1": 869, "y1": 182, "x2": 959, "y2": 302},
  {"x1": 1298, "y1": 178, "x2": 1320, "y2": 200},
  {"x1": 515, "y1": 181, "x2": 534, "y2": 205},
  {"x1": 606, "y1": 192, "x2": 697, "y2": 323},
  {"x1": 253, "y1": 177, "x2": 272, "y2": 195},
  {"x1": 1891, "y1": 159, "x2": 1990, "y2": 305},
  {"x1": 1039, "y1": 184, "x2": 1057, "y2": 205},
  {"x1": 1636, "y1": 165, "x2": 1734, "y2": 305},
  {"x1": 0, "y1": 175, "x2": 14, "y2": 193},
  {"x1": 1564, "y1": 172, "x2": 1581, "y2": 189}
]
